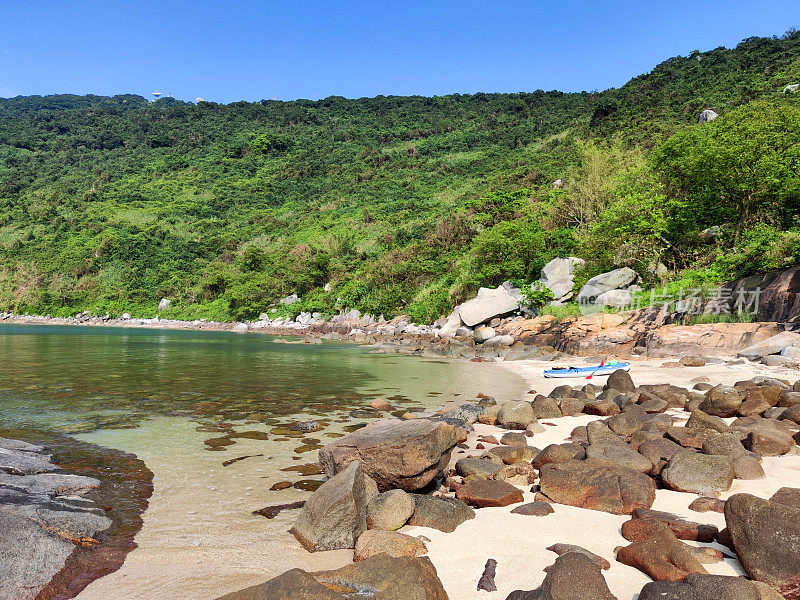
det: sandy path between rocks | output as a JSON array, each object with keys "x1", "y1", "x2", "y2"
[{"x1": 402, "y1": 356, "x2": 800, "y2": 600}]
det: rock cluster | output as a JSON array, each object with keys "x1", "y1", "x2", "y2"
[{"x1": 0, "y1": 437, "x2": 112, "y2": 600}]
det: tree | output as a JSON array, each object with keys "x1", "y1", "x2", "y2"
[{"x1": 654, "y1": 98, "x2": 800, "y2": 244}]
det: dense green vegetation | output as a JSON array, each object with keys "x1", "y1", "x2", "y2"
[{"x1": 1, "y1": 31, "x2": 799, "y2": 322}]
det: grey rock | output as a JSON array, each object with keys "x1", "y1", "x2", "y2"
[
  {"x1": 698, "y1": 109, "x2": 719, "y2": 124},
  {"x1": 576, "y1": 268, "x2": 638, "y2": 305},
  {"x1": 406, "y1": 495, "x2": 475, "y2": 533},
  {"x1": 497, "y1": 401, "x2": 536, "y2": 430},
  {"x1": 366, "y1": 489, "x2": 415, "y2": 531},
  {"x1": 737, "y1": 332, "x2": 800, "y2": 360},
  {"x1": 662, "y1": 453, "x2": 734, "y2": 494},
  {"x1": 457, "y1": 286, "x2": 519, "y2": 327},
  {"x1": 290, "y1": 461, "x2": 377, "y2": 551}
]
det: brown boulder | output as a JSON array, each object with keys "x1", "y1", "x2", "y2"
[
  {"x1": 353, "y1": 530, "x2": 427, "y2": 561},
  {"x1": 506, "y1": 552, "x2": 618, "y2": 600},
  {"x1": 661, "y1": 452, "x2": 734, "y2": 494},
  {"x1": 725, "y1": 493, "x2": 800, "y2": 586},
  {"x1": 627, "y1": 509, "x2": 718, "y2": 542},
  {"x1": 456, "y1": 479, "x2": 524, "y2": 508},
  {"x1": 215, "y1": 555, "x2": 449, "y2": 600},
  {"x1": 318, "y1": 419, "x2": 466, "y2": 491},
  {"x1": 616, "y1": 526, "x2": 707, "y2": 581},
  {"x1": 700, "y1": 385, "x2": 743, "y2": 418},
  {"x1": 538, "y1": 458, "x2": 655, "y2": 515}
]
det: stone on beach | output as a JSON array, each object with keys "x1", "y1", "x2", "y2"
[
  {"x1": 455, "y1": 479, "x2": 524, "y2": 508},
  {"x1": 353, "y1": 529, "x2": 428, "y2": 561},
  {"x1": 318, "y1": 419, "x2": 466, "y2": 491},
  {"x1": 290, "y1": 461, "x2": 377, "y2": 552},
  {"x1": 537, "y1": 458, "x2": 655, "y2": 515},
  {"x1": 724, "y1": 492, "x2": 800, "y2": 587},
  {"x1": 406, "y1": 494, "x2": 475, "y2": 533},
  {"x1": 506, "y1": 552, "x2": 618, "y2": 600},
  {"x1": 215, "y1": 555, "x2": 449, "y2": 600},
  {"x1": 366, "y1": 489, "x2": 415, "y2": 531},
  {"x1": 616, "y1": 526, "x2": 707, "y2": 582},
  {"x1": 497, "y1": 401, "x2": 536, "y2": 429},
  {"x1": 661, "y1": 452, "x2": 735, "y2": 494}
]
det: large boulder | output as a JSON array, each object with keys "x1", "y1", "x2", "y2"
[
  {"x1": 290, "y1": 461, "x2": 377, "y2": 552},
  {"x1": 661, "y1": 453, "x2": 734, "y2": 494},
  {"x1": 506, "y1": 552, "x2": 617, "y2": 600},
  {"x1": 698, "y1": 109, "x2": 718, "y2": 124},
  {"x1": 737, "y1": 331, "x2": 800, "y2": 360},
  {"x1": 538, "y1": 458, "x2": 656, "y2": 515},
  {"x1": 576, "y1": 268, "x2": 638, "y2": 306},
  {"x1": 457, "y1": 286, "x2": 519, "y2": 327},
  {"x1": 725, "y1": 493, "x2": 800, "y2": 586},
  {"x1": 215, "y1": 555, "x2": 449, "y2": 600},
  {"x1": 318, "y1": 419, "x2": 466, "y2": 492},
  {"x1": 497, "y1": 401, "x2": 536, "y2": 430},
  {"x1": 700, "y1": 385, "x2": 743, "y2": 418},
  {"x1": 537, "y1": 257, "x2": 585, "y2": 304}
]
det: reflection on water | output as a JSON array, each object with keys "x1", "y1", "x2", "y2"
[{"x1": 0, "y1": 324, "x2": 399, "y2": 435}]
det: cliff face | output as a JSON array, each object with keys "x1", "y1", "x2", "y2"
[{"x1": 728, "y1": 268, "x2": 800, "y2": 324}]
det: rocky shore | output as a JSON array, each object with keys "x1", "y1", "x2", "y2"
[
  {"x1": 0, "y1": 433, "x2": 153, "y2": 600},
  {"x1": 217, "y1": 358, "x2": 800, "y2": 600}
]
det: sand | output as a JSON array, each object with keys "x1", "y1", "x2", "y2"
[{"x1": 401, "y1": 355, "x2": 800, "y2": 600}]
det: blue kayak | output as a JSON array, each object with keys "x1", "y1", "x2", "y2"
[{"x1": 544, "y1": 362, "x2": 631, "y2": 378}]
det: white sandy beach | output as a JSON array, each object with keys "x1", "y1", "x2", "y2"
[{"x1": 403, "y1": 356, "x2": 800, "y2": 600}]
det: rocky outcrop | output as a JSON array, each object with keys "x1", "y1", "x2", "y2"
[
  {"x1": 290, "y1": 461, "x2": 378, "y2": 552},
  {"x1": 0, "y1": 437, "x2": 113, "y2": 600},
  {"x1": 728, "y1": 267, "x2": 800, "y2": 323},
  {"x1": 318, "y1": 419, "x2": 466, "y2": 492},
  {"x1": 537, "y1": 257, "x2": 585, "y2": 305},
  {"x1": 738, "y1": 331, "x2": 800, "y2": 361},
  {"x1": 576, "y1": 267, "x2": 638, "y2": 309},
  {"x1": 215, "y1": 555, "x2": 449, "y2": 600}
]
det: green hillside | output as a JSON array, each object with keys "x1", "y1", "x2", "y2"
[{"x1": 1, "y1": 30, "x2": 799, "y2": 322}]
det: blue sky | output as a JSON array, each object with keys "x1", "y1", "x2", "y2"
[{"x1": 1, "y1": 1, "x2": 799, "y2": 103}]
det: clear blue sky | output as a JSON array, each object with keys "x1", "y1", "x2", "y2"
[{"x1": 1, "y1": 1, "x2": 799, "y2": 103}]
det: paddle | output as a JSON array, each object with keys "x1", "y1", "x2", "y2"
[{"x1": 586, "y1": 360, "x2": 605, "y2": 380}]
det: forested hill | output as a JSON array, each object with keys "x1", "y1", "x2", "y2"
[{"x1": 1, "y1": 31, "x2": 799, "y2": 322}]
